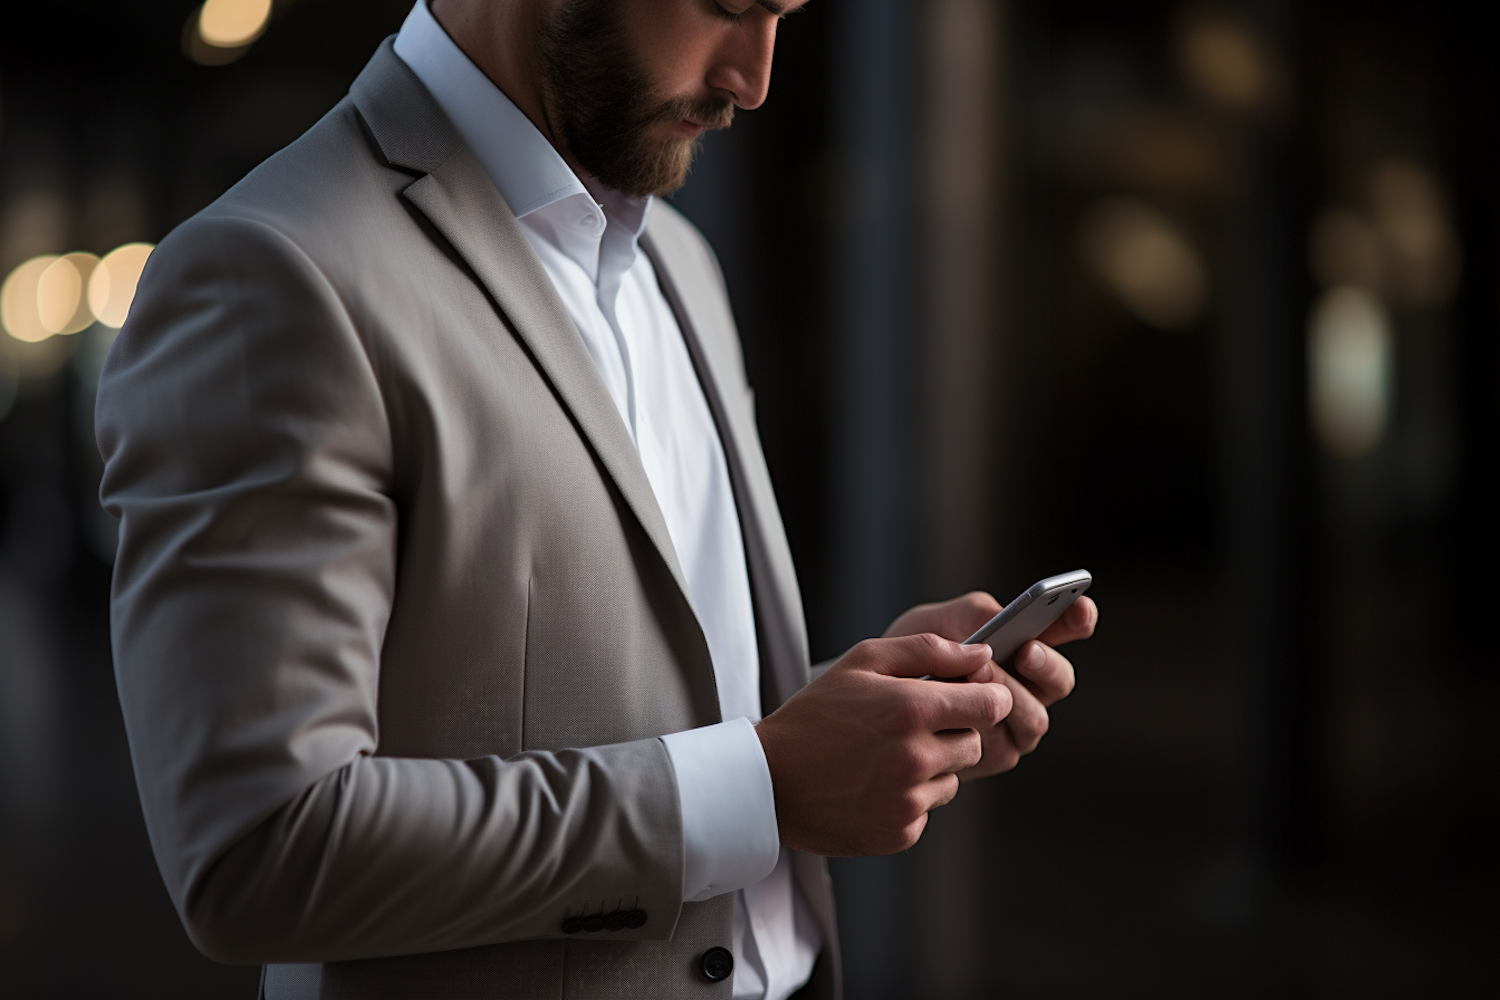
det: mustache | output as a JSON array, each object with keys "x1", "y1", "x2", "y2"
[{"x1": 652, "y1": 95, "x2": 736, "y2": 130}]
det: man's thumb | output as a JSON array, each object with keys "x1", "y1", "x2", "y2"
[{"x1": 879, "y1": 633, "x2": 992, "y2": 679}]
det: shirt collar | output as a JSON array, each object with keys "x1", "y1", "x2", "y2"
[{"x1": 394, "y1": 0, "x2": 623, "y2": 224}]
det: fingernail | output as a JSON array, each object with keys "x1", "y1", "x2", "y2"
[
  {"x1": 1022, "y1": 643, "x2": 1045, "y2": 670},
  {"x1": 968, "y1": 643, "x2": 992, "y2": 660}
]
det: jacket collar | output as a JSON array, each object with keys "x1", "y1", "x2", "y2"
[
  {"x1": 349, "y1": 40, "x2": 701, "y2": 628},
  {"x1": 391, "y1": 0, "x2": 591, "y2": 222}
]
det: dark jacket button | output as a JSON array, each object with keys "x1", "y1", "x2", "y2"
[
  {"x1": 604, "y1": 909, "x2": 626, "y2": 931},
  {"x1": 582, "y1": 912, "x2": 605, "y2": 932},
  {"x1": 624, "y1": 909, "x2": 647, "y2": 929},
  {"x1": 560, "y1": 916, "x2": 582, "y2": 934},
  {"x1": 699, "y1": 946, "x2": 734, "y2": 982}
]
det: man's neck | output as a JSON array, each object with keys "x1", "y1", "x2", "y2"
[{"x1": 427, "y1": 0, "x2": 589, "y2": 182}]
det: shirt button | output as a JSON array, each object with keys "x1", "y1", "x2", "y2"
[{"x1": 581, "y1": 214, "x2": 600, "y2": 229}]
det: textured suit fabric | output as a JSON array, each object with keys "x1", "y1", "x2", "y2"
[{"x1": 97, "y1": 39, "x2": 838, "y2": 999}]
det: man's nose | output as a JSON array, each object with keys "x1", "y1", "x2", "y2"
[{"x1": 705, "y1": 18, "x2": 777, "y2": 110}]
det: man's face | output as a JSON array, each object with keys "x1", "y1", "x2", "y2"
[{"x1": 538, "y1": 0, "x2": 805, "y2": 198}]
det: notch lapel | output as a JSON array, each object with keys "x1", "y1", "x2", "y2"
[{"x1": 350, "y1": 40, "x2": 693, "y2": 608}]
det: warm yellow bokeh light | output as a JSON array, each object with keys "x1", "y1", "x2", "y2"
[
  {"x1": 1369, "y1": 159, "x2": 1461, "y2": 307},
  {"x1": 1182, "y1": 14, "x2": 1273, "y2": 111},
  {"x1": 37, "y1": 256, "x2": 83, "y2": 334},
  {"x1": 88, "y1": 243, "x2": 155, "y2": 329},
  {"x1": 199, "y1": 0, "x2": 272, "y2": 48},
  {"x1": 1079, "y1": 198, "x2": 1208, "y2": 331},
  {"x1": 5, "y1": 245, "x2": 149, "y2": 347},
  {"x1": 39, "y1": 252, "x2": 101, "y2": 335},
  {"x1": 3, "y1": 255, "x2": 61, "y2": 344}
]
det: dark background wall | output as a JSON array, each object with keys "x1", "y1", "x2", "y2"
[{"x1": 1, "y1": 1, "x2": 1495, "y2": 997}]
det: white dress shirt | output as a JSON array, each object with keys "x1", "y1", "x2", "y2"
[{"x1": 394, "y1": 6, "x2": 820, "y2": 998}]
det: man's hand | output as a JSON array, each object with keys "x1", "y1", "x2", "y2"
[
  {"x1": 883, "y1": 590, "x2": 1098, "y2": 780},
  {"x1": 755, "y1": 635, "x2": 1012, "y2": 857}
]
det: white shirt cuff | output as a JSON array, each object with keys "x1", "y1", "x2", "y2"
[{"x1": 660, "y1": 717, "x2": 781, "y2": 903}]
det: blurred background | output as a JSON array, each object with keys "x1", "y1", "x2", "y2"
[{"x1": 1, "y1": 0, "x2": 1495, "y2": 996}]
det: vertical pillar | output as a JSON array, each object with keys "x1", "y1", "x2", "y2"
[
  {"x1": 1218, "y1": 0, "x2": 1316, "y2": 879},
  {"x1": 912, "y1": 2, "x2": 1009, "y2": 995},
  {"x1": 827, "y1": 1, "x2": 1010, "y2": 994},
  {"x1": 826, "y1": 2, "x2": 919, "y2": 997},
  {"x1": 828, "y1": 0, "x2": 916, "y2": 649},
  {"x1": 917, "y1": 0, "x2": 1007, "y2": 599}
]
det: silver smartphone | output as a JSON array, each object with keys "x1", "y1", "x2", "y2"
[{"x1": 959, "y1": 569, "x2": 1093, "y2": 666}]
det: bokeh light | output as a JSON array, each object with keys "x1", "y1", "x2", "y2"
[
  {"x1": 87, "y1": 243, "x2": 154, "y2": 329},
  {"x1": 40, "y1": 252, "x2": 100, "y2": 335},
  {"x1": 1079, "y1": 198, "x2": 1208, "y2": 330},
  {"x1": 198, "y1": 0, "x2": 272, "y2": 48},
  {"x1": 2, "y1": 255, "x2": 60, "y2": 343},
  {"x1": 35, "y1": 255, "x2": 82, "y2": 334},
  {"x1": 1180, "y1": 11, "x2": 1274, "y2": 111},
  {"x1": 1309, "y1": 286, "x2": 1392, "y2": 459},
  {"x1": 3, "y1": 243, "x2": 152, "y2": 345},
  {"x1": 1369, "y1": 159, "x2": 1460, "y2": 306}
]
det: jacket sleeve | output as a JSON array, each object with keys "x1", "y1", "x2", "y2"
[{"x1": 96, "y1": 213, "x2": 685, "y2": 964}]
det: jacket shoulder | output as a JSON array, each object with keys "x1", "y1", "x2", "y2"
[{"x1": 187, "y1": 97, "x2": 409, "y2": 253}]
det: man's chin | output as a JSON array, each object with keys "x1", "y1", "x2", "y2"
[
  {"x1": 593, "y1": 136, "x2": 699, "y2": 198},
  {"x1": 651, "y1": 140, "x2": 699, "y2": 196}
]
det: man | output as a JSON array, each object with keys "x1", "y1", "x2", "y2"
[{"x1": 96, "y1": 1, "x2": 1096, "y2": 997}]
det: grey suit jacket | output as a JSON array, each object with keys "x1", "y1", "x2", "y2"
[{"x1": 96, "y1": 40, "x2": 838, "y2": 1000}]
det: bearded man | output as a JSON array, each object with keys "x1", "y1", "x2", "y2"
[{"x1": 96, "y1": 2, "x2": 1096, "y2": 998}]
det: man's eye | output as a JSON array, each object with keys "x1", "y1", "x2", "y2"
[{"x1": 713, "y1": 2, "x2": 748, "y2": 22}]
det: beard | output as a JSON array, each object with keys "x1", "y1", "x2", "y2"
[{"x1": 537, "y1": 0, "x2": 735, "y2": 197}]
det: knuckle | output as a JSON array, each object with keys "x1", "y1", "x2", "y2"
[
  {"x1": 937, "y1": 771, "x2": 960, "y2": 805},
  {"x1": 917, "y1": 631, "x2": 947, "y2": 654},
  {"x1": 962, "y1": 730, "x2": 984, "y2": 767},
  {"x1": 916, "y1": 745, "x2": 945, "y2": 780},
  {"x1": 1009, "y1": 712, "x2": 1046, "y2": 753},
  {"x1": 898, "y1": 788, "x2": 928, "y2": 824},
  {"x1": 1024, "y1": 709, "x2": 1051, "y2": 748},
  {"x1": 1056, "y1": 670, "x2": 1076, "y2": 698},
  {"x1": 985, "y1": 686, "x2": 1011, "y2": 724}
]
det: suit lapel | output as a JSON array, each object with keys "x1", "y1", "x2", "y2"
[
  {"x1": 350, "y1": 41, "x2": 809, "y2": 706},
  {"x1": 349, "y1": 41, "x2": 693, "y2": 607},
  {"x1": 641, "y1": 213, "x2": 813, "y2": 708}
]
